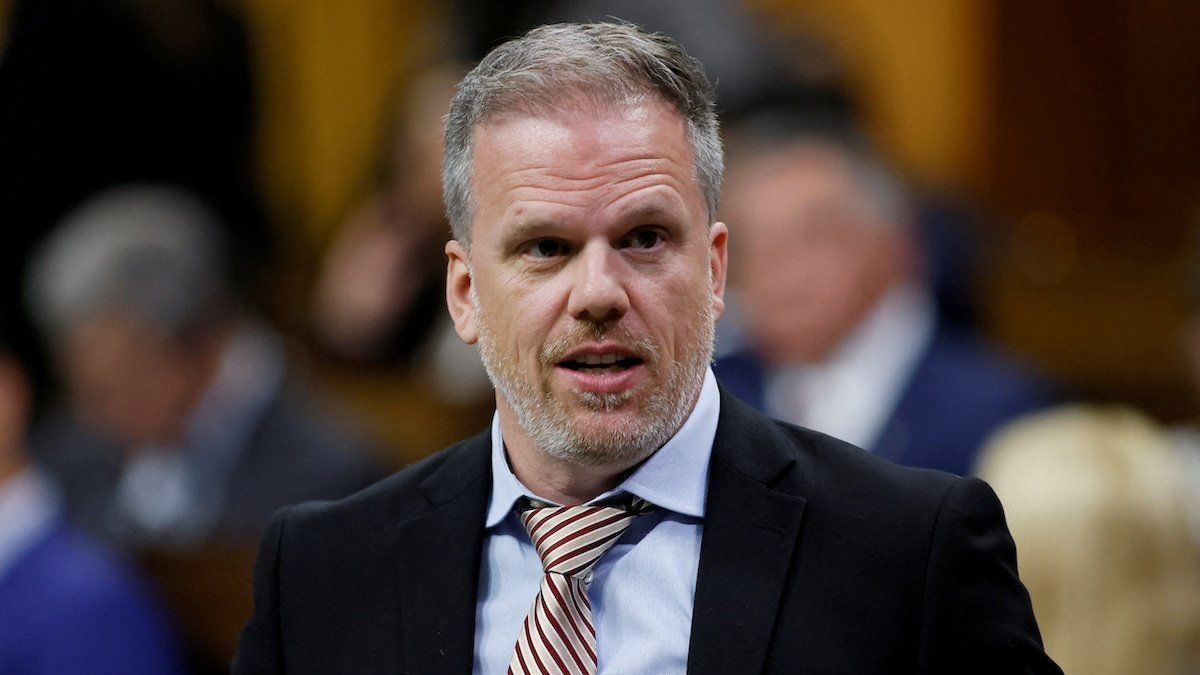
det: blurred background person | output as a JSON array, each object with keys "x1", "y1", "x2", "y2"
[
  {"x1": 715, "y1": 114, "x2": 1056, "y2": 475},
  {"x1": 311, "y1": 63, "x2": 461, "y2": 367},
  {"x1": 977, "y1": 406, "x2": 1200, "y2": 675},
  {"x1": 0, "y1": 314, "x2": 184, "y2": 674},
  {"x1": 310, "y1": 61, "x2": 493, "y2": 405},
  {"x1": 25, "y1": 184, "x2": 384, "y2": 551},
  {"x1": 304, "y1": 60, "x2": 496, "y2": 457}
]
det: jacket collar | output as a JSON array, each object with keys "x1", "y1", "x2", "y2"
[
  {"x1": 392, "y1": 429, "x2": 491, "y2": 674},
  {"x1": 688, "y1": 388, "x2": 809, "y2": 674},
  {"x1": 388, "y1": 387, "x2": 810, "y2": 674}
]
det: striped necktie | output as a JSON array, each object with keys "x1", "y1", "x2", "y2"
[{"x1": 509, "y1": 496, "x2": 654, "y2": 675}]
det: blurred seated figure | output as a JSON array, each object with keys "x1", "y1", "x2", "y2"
[
  {"x1": 0, "y1": 316, "x2": 183, "y2": 673},
  {"x1": 307, "y1": 63, "x2": 493, "y2": 459},
  {"x1": 714, "y1": 120, "x2": 1055, "y2": 475},
  {"x1": 311, "y1": 63, "x2": 458, "y2": 366},
  {"x1": 25, "y1": 185, "x2": 384, "y2": 550},
  {"x1": 311, "y1": 62, "x2": 492, "y2": 411},
  {"x1": 976, "y1": 406, "x2": 1200, "y2": 675}
]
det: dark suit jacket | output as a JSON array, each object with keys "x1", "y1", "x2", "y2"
[
  {"x1": 234, "y1": 390, "x2": 1059, "y2": 673},
  {"x1": 715, "y1": 325, "x2": 1057, "y2": 476},
  {"x1": 31, "y1": 377, "x2": 383, "y2": 546}
]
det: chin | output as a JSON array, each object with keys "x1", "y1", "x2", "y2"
[
  {"x1": 544, "y1": 423, "x2": 667, "y2": 468},
  {"x1": 548, "y1": 399, "x2": 672, "y2": 462}
]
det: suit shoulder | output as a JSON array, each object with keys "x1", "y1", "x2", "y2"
[
  {"x1": 735, "y1": 409, "x2": 1014, "y2": 576},
  {"x1": 717, "y1": 392, "x2": 961, "y2": 513},
  {"x1": 779, "y1": 418, "x2": 960, "y2": 503}
]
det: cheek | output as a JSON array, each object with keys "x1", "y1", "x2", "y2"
[
  {"x1": 653, "y1": 268, "x2": 714, "y2": 339},
  {"x1": 480, "y1": 279, "x2": 559, "y2": 358},
  {"x1": 64, "y1": 355, "x2": 118, "y2": 423}
]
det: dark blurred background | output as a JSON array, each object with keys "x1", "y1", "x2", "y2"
[
  {"x1": 2, "y1": 0, "x2": 1199, "y2": 672},
  {"x1": 9, "y1": 0, "x2": 1196, "y2": 427},
  {"x1": 116, "y1": 0, "x2": 1200, "y2": 427}
]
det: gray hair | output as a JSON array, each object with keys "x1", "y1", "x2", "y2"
[
  {"x1": 730, "y1": 110, "x2": 911, "y2": 228},
  {"x1": 818, "y1": 137, "x2": 910, "y2": 229},
  {"x1": 26, "y1": 184, "x2": 231, "y2": 341},
  {"x1": 442, "y1": 22, "x2": 723, "y2": 243}
]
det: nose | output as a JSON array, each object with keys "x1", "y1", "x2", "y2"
[{"x1": 567, "y1": 241, "x2": 630, "y2": 323}]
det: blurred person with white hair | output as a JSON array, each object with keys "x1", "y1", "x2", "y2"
[
  {"x1": 25, "y1": 184, "x2": 384, "y2": 549},
  {"x1": 715, "y1": 118, "x2": 1056, "y2": 476},
  {"x1": 976, "y1": 406, "x2": 1200, "y2": 675}
]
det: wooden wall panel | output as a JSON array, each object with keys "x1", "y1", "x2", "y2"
[{"x1": 986, "y1": 0, "x2": 1200, "y2": 418}]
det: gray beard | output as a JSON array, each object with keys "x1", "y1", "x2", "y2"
[{"x1": 472, "y1": 290, "x2": 714, "y2": 468}]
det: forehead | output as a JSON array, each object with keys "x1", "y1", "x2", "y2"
[
  {"x1": 468, "y1": 99, "x2": 702, "y2": 230},
  {"x1": 733, "y1": 143, "x2": 858, "y2": 203},
  {"x1": 726, "y1": 143, "x2": 877, "y2": 227}
]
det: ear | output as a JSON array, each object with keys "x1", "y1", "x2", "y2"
[
  {"x1": 708, "y1": 221, "x2": 729, "y2": 321},
  {"x1": 445, "y1": 239, "x2": 478, "y2": 344}
]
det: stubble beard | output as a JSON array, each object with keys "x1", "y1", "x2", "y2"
[{"x1": 472, "y1": 289, "x2": 715, "y2": 468}]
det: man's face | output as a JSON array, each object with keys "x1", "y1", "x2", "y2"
[
  {"x1": 62, "y1": 315, "x2": 207, "y2": 447},
  {"x1": 723, "y1": 143, "x2": 910, "y2": 365},
  {"x1": 445, "y1": 98, "x2": 727, "y2": 467}
]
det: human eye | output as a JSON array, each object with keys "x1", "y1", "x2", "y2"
[
  {"x1": 522, "y1": 238, "x2": 571, "y2": 260},
  {"x1": 619, "y1": 227, "x2": 667, "y2": 251}
]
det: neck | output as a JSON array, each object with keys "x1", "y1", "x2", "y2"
[
  {"x1": 496, "y1": 407, "x2": 646, "y2": 506},
  {"x1": 509, "y1": 453, "x2": 633, "y2": 506}
]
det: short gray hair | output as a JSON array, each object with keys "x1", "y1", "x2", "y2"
[
  {"x1": 729, "y1": 109, "x2": 910, "y2": 228},
  {"x1": 26, "y1": 184, "x2": 231, "y2": 341},
  {"x1": 442, "y1": 22, "x2": 723, "y2": 243}
]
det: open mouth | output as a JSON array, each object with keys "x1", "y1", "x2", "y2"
[{"x1": 557, "y1": 352, "x2": 643, "y2": 375}]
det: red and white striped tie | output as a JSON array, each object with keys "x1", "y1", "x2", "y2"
[{"x1": 508, "y1": 497, "x2": 653, "y2": 675}]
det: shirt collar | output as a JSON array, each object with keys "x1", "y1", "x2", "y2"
[
  {"x1": 767, "y1": 284, "x2": 934, "y2": 449},
  {"x1": 485, "y1": 367, "x2": 720, "y2": 527}
]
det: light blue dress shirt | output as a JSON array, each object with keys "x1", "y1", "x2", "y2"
[{"x1": 473, "y1": 369, "x2": 720, "y2": 674}]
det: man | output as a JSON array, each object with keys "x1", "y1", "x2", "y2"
[
  {"x1": 235, "y1": 23, "x2": 1058, "y2": 673},
  {"x1": 0, "y1": 318, "x2": 183, "y2": 673},
  {"x1": 716, "y1": 124, "x2": 1055, "y2": 476},
  {"x1": 26, "y1": 185, "x2": 383, "y2": 549}
]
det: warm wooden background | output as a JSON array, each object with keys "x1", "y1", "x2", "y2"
[{"x1": 233, "y1": 0, "x2": 1200, "y2": 424}]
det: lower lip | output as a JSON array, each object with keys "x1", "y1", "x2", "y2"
[{"x1": 555, "y1": 362, "x2": 646, "y2": 395}]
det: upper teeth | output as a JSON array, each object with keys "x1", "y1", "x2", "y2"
[{"x1": 580, "y1": 353, "x2": 619, "y2": 365}]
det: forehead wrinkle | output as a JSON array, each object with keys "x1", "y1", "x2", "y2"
[
  {"x1": 493, "y1": 146, "x2": 686, "y2": 194},
  {"x1": 501, "y1": 152, "x2": 689, "y2": 184},
  {"x1": 505, "y1": 178, "x2": 692, "y2": 224}
]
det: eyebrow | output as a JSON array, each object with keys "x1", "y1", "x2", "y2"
[
  {"x1": 615, "y1": 202, "x2": 682, "y2": 226},
  {"x1": 497, "y1": 198, "x2": 688, "y2": 250},
  {"x1": 499, "y1": 218, "x2": 565, "y2": 249}
]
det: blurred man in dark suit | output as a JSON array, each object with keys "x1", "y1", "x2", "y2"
[
  {"x1": 25, "y1": 185, "x2": 383, "y2": 550},
  {"x1": 235, "y1": 23, "x2": 1058, "y2": 673},
  {"x1": 716, "y1": 124, "x2": 1055, "y2": 476}
]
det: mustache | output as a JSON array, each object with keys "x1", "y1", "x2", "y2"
[{"x1": 540, "y1": 321, "x2": 660, "y2": 365}]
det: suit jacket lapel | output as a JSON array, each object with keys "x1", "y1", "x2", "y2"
[
  {"x1": 688, "y1": 392, "x2": 808, "y2": 674},
  {"x1": 393, "y1": 431, "x2": 491, "y2": 674}
]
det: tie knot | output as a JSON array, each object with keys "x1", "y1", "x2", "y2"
[{"x1": 518, "y1": 497, "x2": 653, "y2": 578}]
